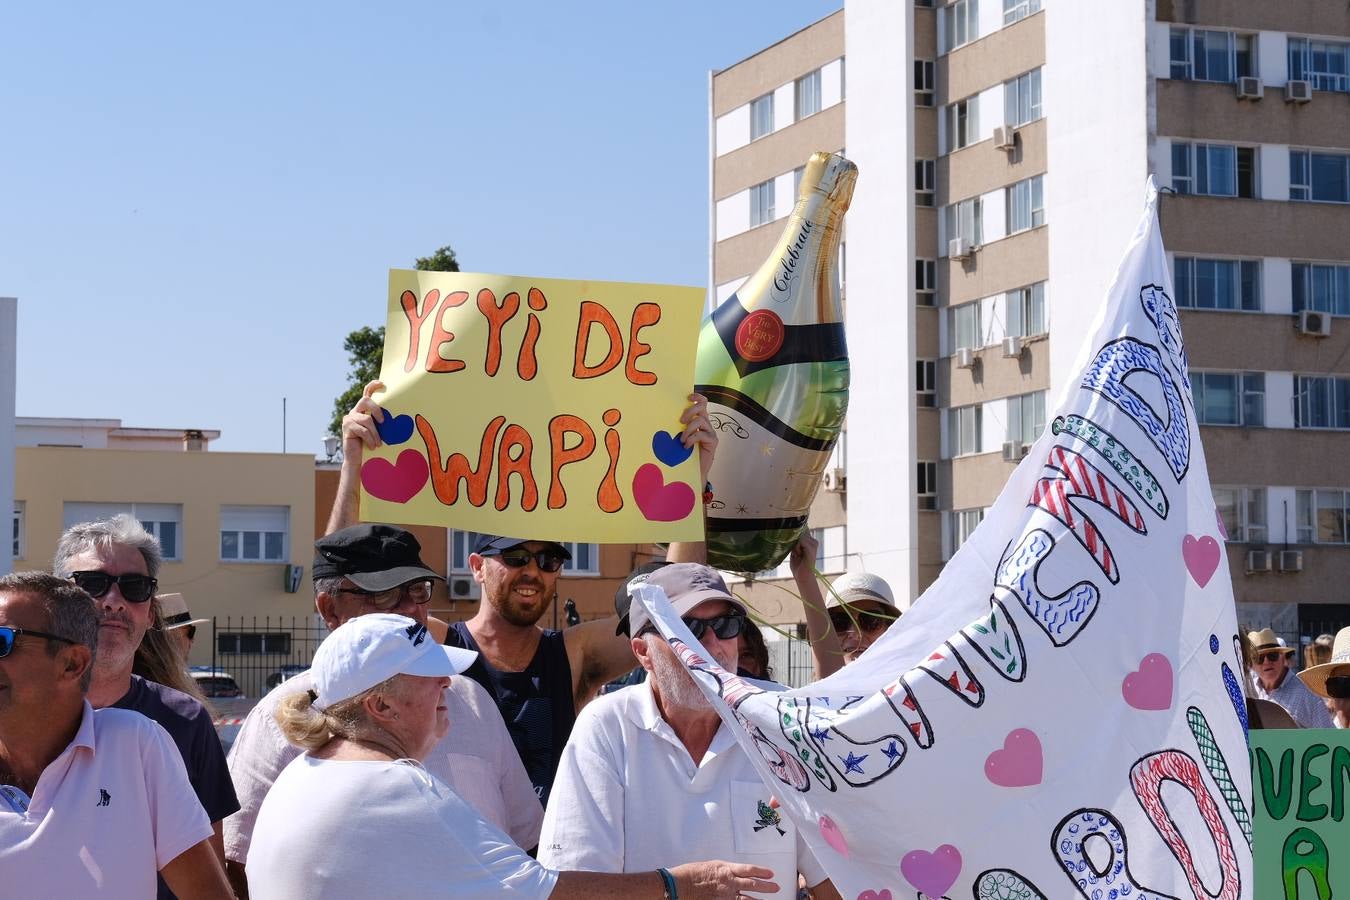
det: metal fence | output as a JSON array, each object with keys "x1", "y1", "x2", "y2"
[{"x1": 207, "y1": 616, "x2": 327, "y2": 700}]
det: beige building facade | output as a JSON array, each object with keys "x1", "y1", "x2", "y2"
[{"x1": 712, "y1": 1, "x2": 1350, "y2": 655}]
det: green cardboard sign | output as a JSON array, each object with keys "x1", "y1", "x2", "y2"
[{"x1": 1251, "y1": 728, "x2": 1350, "y2": 898}]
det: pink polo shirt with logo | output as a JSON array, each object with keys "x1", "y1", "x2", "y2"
[{"x1": 0, "y1": 701, "x2": 212, "y2": 896}]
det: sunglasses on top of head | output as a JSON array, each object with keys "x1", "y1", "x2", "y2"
[
  {"x1": 486, "y1": 547, "x2": 567, "y2": 573},
  {"x1": 0, "y1": 625, "x2": 77, "y2": 658},
  {"x1": 69, "y1": 571, "x2": 158, "y2": 604}
]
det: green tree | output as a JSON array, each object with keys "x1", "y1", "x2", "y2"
[{"x1": 328, "y1": 246, "x2": 461, "y2": 436}]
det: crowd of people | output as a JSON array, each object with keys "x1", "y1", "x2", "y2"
[{"x1": 5, "y1": 380, "x2": 1347, "y2": 897}]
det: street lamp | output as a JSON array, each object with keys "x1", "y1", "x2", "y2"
[{"x1": 322, "y1": 435, "x2": 340, "y2": 462}]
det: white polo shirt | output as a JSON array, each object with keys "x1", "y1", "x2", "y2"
[
  {"x1": 539, "y1": 680, "x2": 826, "y2": 896},
  {"x1": 0, "y1": 702, "x2": 212, "y2": 897},
  {"x1": 225, "y1": 670, "x2": 543, "y2": 864}
]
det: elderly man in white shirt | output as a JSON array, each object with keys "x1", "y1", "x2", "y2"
[{"x1": 540, "y1": 563, "x2": 840, "y2": 900}]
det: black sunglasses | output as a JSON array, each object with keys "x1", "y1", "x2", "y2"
[
  {"x1": 487, "y1": 547, "x2": 566, "y2": 573},
  {"x1": 1254, "y1": 651, "x2": 1287, "y2": 665},
  {"x1": 0, "y1": 625, "x2": 77, "y2": 658},
  {"x1": 829, "y1": 608, "x2": 892, "y2": 634},
  {"x1": 70, "y1": 571, "x2": 157, "y2": 603},
  {"x1": 683, "y1": 612, "x2": 747, "y2": 642},
  {"x1": 1325, "y1": 675, "x2": 1350, "y2": 700}
]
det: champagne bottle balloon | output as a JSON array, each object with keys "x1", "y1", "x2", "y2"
[{"x1": 695, "y1": 151, "x2": 854, "y2": 574}]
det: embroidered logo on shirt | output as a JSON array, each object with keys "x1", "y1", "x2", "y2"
[
  {"x1": 753, "y1": 800, "x2": 784, "y2": 836},
  {"x1": 95, "y1": 789, "x2": 111, "y2": 807}
]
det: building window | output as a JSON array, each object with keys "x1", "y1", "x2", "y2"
[
  {"x1": 216, "y1": 632, "x2": 292, "y2": 655},
  {"x1": 1003, "y1": 69, "x2": 1042, "y2": 127},
  {"x1": 1169, "y1": 28, "x2": 1254, "y2": 82},
  {"x1": 1214, "y1": 487, "x2": 1267, "y2": 543},
  {"x1": 1172, "y1": 143, "x2": 1257, "y2": 198},
  {"x1": 750, "y1": 179, "x2": 775, "y2": 227},
  {"x1": 795, "y1": 69, "x2": 822, "y2": 120},
  {"x1": 1007, "y1": 175, "x2": 1045, "y2": 233},
  {"x1": 944, "y1": 0, "x2": 979, "y2": 53},
  {"x1": 1292, "y1": 262, "x2": 1350, "y2": 316},
  {"x1": 916, "y1": 159, "x2": 936, "y2": 207},
  {"x1": 1192, "y1": 371, "x2": 1264, "y2": 426},
  {"x1": 1295, "y1": 376, "x2": 1350, "y2": 429},
  {"x1": 220, "y1": 505, "x2": 289, "y2": 563},
  {"x1": 750, "y1": 93, "x2": 773, "y2": 141},
  {"x1": 953, "y1": 405, "x2": 983, "y2": 456},
  {"x1": 951, "y1": 301, "x2": 982, "y2": 351},
  {"x1": 1003, "y1": 0, "x2": 1040, "y2": 24},
  {"x1": 1297, "y1": 489, "x2": 1350, "y2": 544},
  {"x1": 918, "y1": 461, "x2": 938, "y2": 510},
  {"x1": 945, "y1": 197, "x2": 983, "y2": 246},
  {"x1": 917, "y1": 259, "x2": 937, "y2": 306},
  {"x1": 1006, "y1": 283, "x2": 1046, "y2": 337},
  {"x1": 915, "y1": 59, "x2": 936, "y2": 107},
  {"x1": 1007, "y1": 391, "x2": 1046, "y2": 445},
  {"x1": 1288, "y1": 38, "x2": 1350, "y2": 94},
  {"x1": 1290, "y1": 150, "x2": 1350, "y2": 204},
  {"x1": 1173, "y1": 257, "x2": 1261, "y2": 311},
  {"x1": 946, "y1": 96, "x2": 980, "y2": 151},
  {"x1": 952, "y1": 508, "x2": 984, "y2": 552},
  {"x1": 63, "y1": 502, "x2": 183, "y2": 561},
  {"x1": 11, "y1": 502, "x2": 23, "y2": 561},
  {"x1": 917, "y1": 359, "x2": 937, "y2": 407}
]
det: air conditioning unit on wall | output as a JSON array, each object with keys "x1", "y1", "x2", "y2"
[
  {"x1": 450, "y1": 577, "x2": 480, "y2": 601},
  {"x1": 822, "y1": 467, "x2": 847, "y2": 493},
  {"x1": 1002, "y1": 336, "x2": 1025, "y2": 358},
  {"x1": 1285, "y1": 80, "x2": 1312, "y2": 103},
  {"x1": 1236, "y1": 77, "x2": 1264, "y2": 100},
  {"x1": 1244, "y1": 549, "x2": 1272, "y2": 573},
  {"x1": 1298, "y1": 309, "x2": 1332, "y2": 337},
  {"x1": 954, "y1": 347, "x2": 976, "y2": 369},
  {"x1": 948, "y1": 237, "x2": 974, "y2": 260},
  {"x1": 1278, "y1": 550, "x2": 1304, "y2": 573},
  {"x1": 1001, "y1": 441, "x2": 1027, "y2": 462},
  {"x1": 993, "y1": 125, "x2": 1018, "y2": 150}
]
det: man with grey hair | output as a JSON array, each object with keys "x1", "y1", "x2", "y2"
[
  {"x1": 55, "y1": 515, "x2": 239, "y2": 898},
  {"x1": 0, "y1": 572, "x2": 232, "y2": 898}
]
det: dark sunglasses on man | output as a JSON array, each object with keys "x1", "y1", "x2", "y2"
[
  {"x1": 484, "y1": 547, "x2": 567, "y2": 574},
  {"x1": 828, "y1": 607, "x2": 891, "y2": 634},
  {"x1": 69, "y1": 571, "x2": 158, "y2": 604},
  {"x1": 334, "y1": 579, "x2": 434, "y2": 610},
  {"x1": 0, "y1": 625, "x2": 77, "y2": 658},
  {"x1": 643, "y1": 612, "x2": 747, "y2": 642},
  {"x1": 1254, "y1": 651, "x2": 1287, "y2": 665}
]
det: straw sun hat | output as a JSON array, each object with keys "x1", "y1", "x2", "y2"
[{"x1": 1297, "y1": 626, "x2": 1350, "y2": 699}]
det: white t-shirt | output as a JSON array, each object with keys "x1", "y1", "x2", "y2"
[
  {"x1": 225, "y1": 670, "x2": 542, "y2": 864},
  {"x1": 539, "y1": 680, "x2": 826, "y2": 897},
  {"x1": 247, "y1": 755, "x2": 558, "y2": 900},
  {"x1": 0, "y1": 702, "x2": 212, "y2": 897}
]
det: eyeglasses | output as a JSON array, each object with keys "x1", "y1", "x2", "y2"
[
  {"x1": 829, "y1": 608, "x2": 892, "y2": 634},
  {"x1": 487, "y1": 547, "x2": 567, "y2": 574},
  {"x1": 1325, "y1": 675, "x2": 1350, "y2": 700},
  {"x1": 682, "y1": 612, "x2": 747, "y2": 642},
  {"x1": 0, "y1": 625, "x2": 77, "y2": 658},
  {"x1": 335, "y1": 580, "x2": 434, "y2": 610},
  {"x1": 1254, "y1": 651, "x2": 1287, "y2": 665},
  {"x1": 69, "y1": 571, "x2": 157, "y2": 604}
]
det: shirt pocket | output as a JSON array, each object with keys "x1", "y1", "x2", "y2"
[{"x1": 729, "y1": 779, "x2": 796, "y2": 859}]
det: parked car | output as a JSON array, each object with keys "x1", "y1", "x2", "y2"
[
  {"x1": 265, "y1": 664, "x2": 310, "y2": 691},
  {"x1": 190, "y1": 668, "x2": 245, "y2": 699}
]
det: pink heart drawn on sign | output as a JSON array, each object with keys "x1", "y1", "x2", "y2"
[
  {"x1": 984, "y1": 728, "x2": 1043, "y2": 788},
  {"x1": 631, "y1": 463, "x2": 696, "y2": 522},
  {"x1": 857, "y1": 891, "x2": 893, "y2": 900},
  {"x1": 900, "y1": 844, "x2": 961, "y2": 899},
  {"x1": 818, "y1": 815, "x2": 849, "y2": 858},
  {"x1": 360, "y1": 449, "x2": 429, "y2": 504},
  {"x1": 1122, "y1": 653, "x2": 1174, "y2": 710},
  {"x1": 1182, "y1": 534, "x2": 1221, "y2": 587}
]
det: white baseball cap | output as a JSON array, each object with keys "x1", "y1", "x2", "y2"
[
  {"x1": 826, "y1": 571, "x2": 899, "y2": 612},
  {"x1": 311, "y1": 613, "x2": 478, "y2": 711}
]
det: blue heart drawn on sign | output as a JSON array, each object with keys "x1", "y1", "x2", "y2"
[
  {"x1": 651, "y1": 431, "x2": 693, "y2": 467},
  {"x1": 376, "y1": 413, "x2": 416, "y2": 446}
]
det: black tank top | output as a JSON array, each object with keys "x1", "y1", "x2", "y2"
[{"x1": 446, "y1": 621, "x2": 576, "y2": 807}]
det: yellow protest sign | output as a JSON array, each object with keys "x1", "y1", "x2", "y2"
[{"x1": 358, "y1": 269, "x2": 706, "y2": 543}]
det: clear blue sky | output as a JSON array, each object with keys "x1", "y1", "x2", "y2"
[{"x1": 1, "y1": 1, "x2": 836, "y2": 453}]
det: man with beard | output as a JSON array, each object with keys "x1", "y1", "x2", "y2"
[
  {"x1": 331, "y1": 380, "x2": 719, "y2": 806},
  {"x1": 538, "y1": 563, "x2": 840, "y2": 899},
  {"x1": 54, "y1": 515, "x2": 240, "y2": 898}
]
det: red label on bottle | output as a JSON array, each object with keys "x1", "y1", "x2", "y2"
[{"x1": 735, "y1": 310, "x2": 785, "y2": 363}]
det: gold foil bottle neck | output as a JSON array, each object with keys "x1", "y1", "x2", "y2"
[{"x1": 797, "y1": 151, "x2": 857, "y2": 217}]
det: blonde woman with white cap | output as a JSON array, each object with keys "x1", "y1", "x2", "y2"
[
  {"x1": 1298, "y1": 626, "x2": 1350, "y2": 728},
  {"x1": 246, "y1": 614, "x2": 777, "y2": 900}
]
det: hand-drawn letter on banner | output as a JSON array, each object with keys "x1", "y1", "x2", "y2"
[
  {"x1": 638, "y1": 180, "x2": 1254, "y2": 899},
  {"x1": 359, "y1": 270, "x2": 705, "y2": 543}
]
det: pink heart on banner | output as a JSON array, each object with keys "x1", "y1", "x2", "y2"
[
  {"x1": 360, "y1": 449, "x2": 429, "y2": 504},
  {"x1": 984, "y1": 728, "x2": 1043, "y2": 787},
  {"x1": 631, "y1": 463, "x2": 696, "y2": 522},
  {"x1": 857, "y1": 891, "x2": 893, "y2": 900},
  {"x1": 1123, "y1": 653, "x2": 1174, "y2": 711},
  {"x1": 1182, "y1": 534, "x2": 1221, "y2": 587},
  {"x1": 900, "y1": 844, "x2": 961, "y2": 899},
  {"x1": 818, "y1": 815, "x2": 849, "y2": 858}
]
